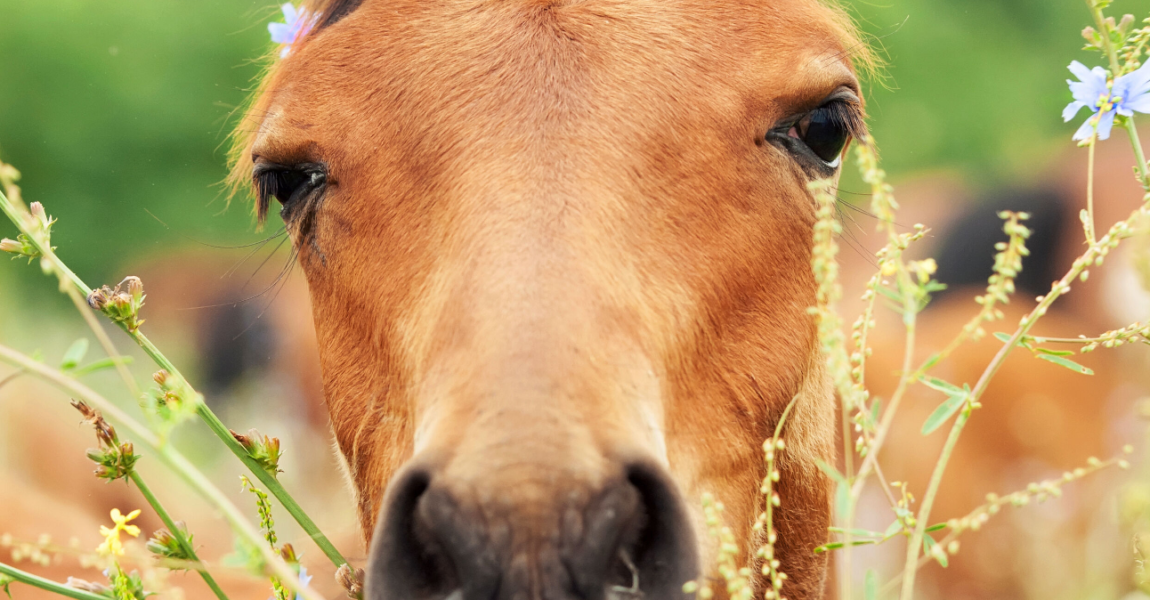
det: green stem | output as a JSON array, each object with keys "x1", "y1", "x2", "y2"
[
  {"x1": 897, "y1": 218, "x2": 1120, "y2": 598},
  {"x1": 0, "y1": 185, "x2": 347, "y2": 570},
  {"x1": 0, "y1": 562, "x2": 106, "y2": 600},
  {"x1": 1087, "y1": 136, "x2": 1098, "y2": 244},
  {"x1": 0, "y1": 344, "x2": 326, "y2": 600},
  {"x1": 192, "y1": 402, "x2": 347, "y2": 567},
  {"x1": 128, "y1": 471, "x2": 229, "y2": 600},
  {"x1": 1125, "y1": 119, "x2": 1150, "y2": 188},
  {"x1": 898, "y1": 411, "x2": 969, "y2": 600}
]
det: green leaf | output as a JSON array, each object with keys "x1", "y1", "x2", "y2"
[
  {"x1": 993, "y1": 332, "x2": 1012, "y2": 343},
  {"x1": 835, "y1": 479, "x2": 850, "y2": 519},
  {"x1": 919, "y1": 353, "x2": 942, "y2": 371},
  {"x1": 919, "y1": 376, "x2": 965, "y2": 396},
  {"x1": 875, "y1": 285, "x2": 902, "y2": 303},
  {"x1": 865, "y1": 570, "x2": 878, "y2": 600},
  {"x1": 925, "y1": 523, "x2": 947, "y2": 533},
  {"x1": 814, "y1": 458, "x2": 846, "y2": 483},
  {"x1": 71, "y1": 356, "x2": 134, "y2": 377},
  {"x1": 1035, "y1": 347, "x2": 1074, "y2": 357},
  {"x1": 814, "y1": 542, "x2": 843, "y2": 554},
  {"x1": 922, "y1": 392, "x2": 967, "y2": 435},
  {"x1": 829, "y1": 527, "x2": 884, "y2": 538},
  {"x1": 1037, "y1": 354, "x2": 1094, "y2": 375},
  {"x1": 882, "y1": 519, "x2": 903, "y2": 539},
  {"x1": 922, "y1": 534, "x2": 948, "y2": 568},
  {"x1": 60, "y1": 338, "x2": 89, "y2": 370}
]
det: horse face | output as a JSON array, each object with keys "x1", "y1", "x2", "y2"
[{"x1": 237, "y1": 1, "x2": 864, "y2": 598}]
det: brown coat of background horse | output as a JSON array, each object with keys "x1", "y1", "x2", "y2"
[{"x1": 229, "y1": 1, "x2": 870, "y2": 598}]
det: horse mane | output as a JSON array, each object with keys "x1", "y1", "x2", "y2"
[{"x1": 225, "y1": 0, "x2": 878, "y2": 220}]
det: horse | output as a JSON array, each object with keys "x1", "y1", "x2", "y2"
[{"x1": 229, "y1": 1, "x2": 872, "y2": 598}]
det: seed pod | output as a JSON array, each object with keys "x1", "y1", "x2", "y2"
[{"x1": 86, "y1": 288, "x2": 109, "y2": 310}]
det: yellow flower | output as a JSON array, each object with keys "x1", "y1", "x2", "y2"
[{"x1": 96, "y1": 508, "x2": 141, "y2": 557}]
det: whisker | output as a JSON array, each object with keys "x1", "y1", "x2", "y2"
[{"x1": 232, "y1": 247, "x2": 299, "y2": 341}]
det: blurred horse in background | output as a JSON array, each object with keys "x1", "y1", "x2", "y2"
[{"x1": 837, "y1": 132, "x2": 1150, "y2": 600}]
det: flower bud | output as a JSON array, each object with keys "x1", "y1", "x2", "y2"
[
  {"x1": 87, "y1": 288, "x2": 108, "y2": 310},
  {"x1": 29, "y1": 202, "x2": 47, "y2": 228},
  {"x1": 153, "y1": 369, "x2": 169, "y2": 386},
  {"x1": 0, "y1": 238, "x2": 21, "y2": 254},
  {"x1": 121, "y1": 276, "x2": 144, "y2": 302},
  {"x1": 67, "y1": 578, "x2": 111, "y2": 595},
  {"x1": 336, "y1": 564, "x2": 365, "y2": 600}
]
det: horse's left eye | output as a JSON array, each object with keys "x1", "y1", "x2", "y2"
[
  {"x1": 788, "y1": 102, "x2": 851, "y2": 165},
  {"x1": 253, "y1": 162, "x2": 327, "y2": 221}
]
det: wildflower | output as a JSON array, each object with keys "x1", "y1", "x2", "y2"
[
  {"x1": 97, "y1": 509, "x2": 141, "y2": 557},
  {"x1": 269, "y1": 3, "x2": 316, "y2": 58},
  {"x1": 1064, "y1": 60, "x2": 1150, "y2": 141}
]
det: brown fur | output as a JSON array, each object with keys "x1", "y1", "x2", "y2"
[{"x1": 230, "y1": 2, "x2": 871, "y2": 597}]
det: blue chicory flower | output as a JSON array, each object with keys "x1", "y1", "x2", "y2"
[
  {"x1": 268, "y1": 3, "x2": 315, "y2": 58},
  {"x1": 1064, "y1": 59, "x2": 1150, "y2": 141}
]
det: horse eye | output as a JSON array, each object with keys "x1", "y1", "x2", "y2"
[
  {"x1": 253, "y1": 163, "x2": 327, "y2": 221},
  {"x1": 788, "y1": 103, "x2": 851, "y2": 165},
  {"x1": 259, "y1": 168, "x2": 311, "y2": 205}
]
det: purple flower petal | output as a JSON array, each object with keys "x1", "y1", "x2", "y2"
[
  {"x1": 1097, "y1": 109, "x2": 1117, "y2": 140},
  {"x1": 281, "y1": 2, "x2": 298, "y2": 24},
  {"x1": 1069, "y1": 78, "x2": 1107, "y2": 106},
  {"x1": 269, "y1": 22, "x2": 293, "y2": 44},
  {"x1": 1120, "y1": 61, "x2": 1150, "y2": 98},
  {"x1": 1125, "y1": 94, "x2": 1150, "y2": 114},
  {"x1": 1063, "y1": 101, "x2": 1088, "y2": 122},
  {"x1": 1072, "y1": 117, "x2": 1097, "y2": 141},
  {"x1": 1068, "y1": 60, "x2": 1094, "y2": 82}
]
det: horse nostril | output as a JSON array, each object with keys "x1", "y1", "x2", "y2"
[
  {"x1": 618, "y1": 463, "x2": 699, "y2": 600},
  {"x1": 366, "y1": 466, "x2": 499, "y2": 600},
  {"x1": 570, "y1": 463, "x2": 699, "y2": 600}
]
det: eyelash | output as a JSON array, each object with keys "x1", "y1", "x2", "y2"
[
  {"x1": 253, "y1": 164, "x2": 327, "y2": 222},
  {"x1": 771, "y1": 98, "x2": 866, "y2": 171}
]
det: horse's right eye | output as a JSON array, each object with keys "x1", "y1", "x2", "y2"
[
  {"x1": 253, "y1": 163, "x2": 327, "y2": 221},
  {"x1": 789, "y1": 102, "x2": 852, "y2": 165}
]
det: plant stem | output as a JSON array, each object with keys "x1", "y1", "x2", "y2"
[
  {"x1": 898, "y1": 411, "x2": 968, "y2": 600},
  {"x1": 0, "y1": 184, "x2": 347, "y2": 570},
  {"x1": 1087, "y1": 136, "x2": 1098, "y2": 244},
  {"x1": 0, "y1": 562, "x2": 106, "y2": 600},
  {"x1": 128, "y1": 471, "x2": 229, "y2": 600},
  {"x1": 1126, "y1": 119, "x2": 1150, "y2": 188},
  {"x1": 896, "y1": 210, "x2": 1132, "y2": 598},
  {"x1": 0, "y1": 344, "x2": 327, "y2": 600},
  {"x1": 63, "y1": 284, "x2": 140, "y2": 399}
]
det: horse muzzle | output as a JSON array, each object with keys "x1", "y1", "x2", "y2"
[{"x1": 365, "y1": 457, "x2": 699, "y2": 600}]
